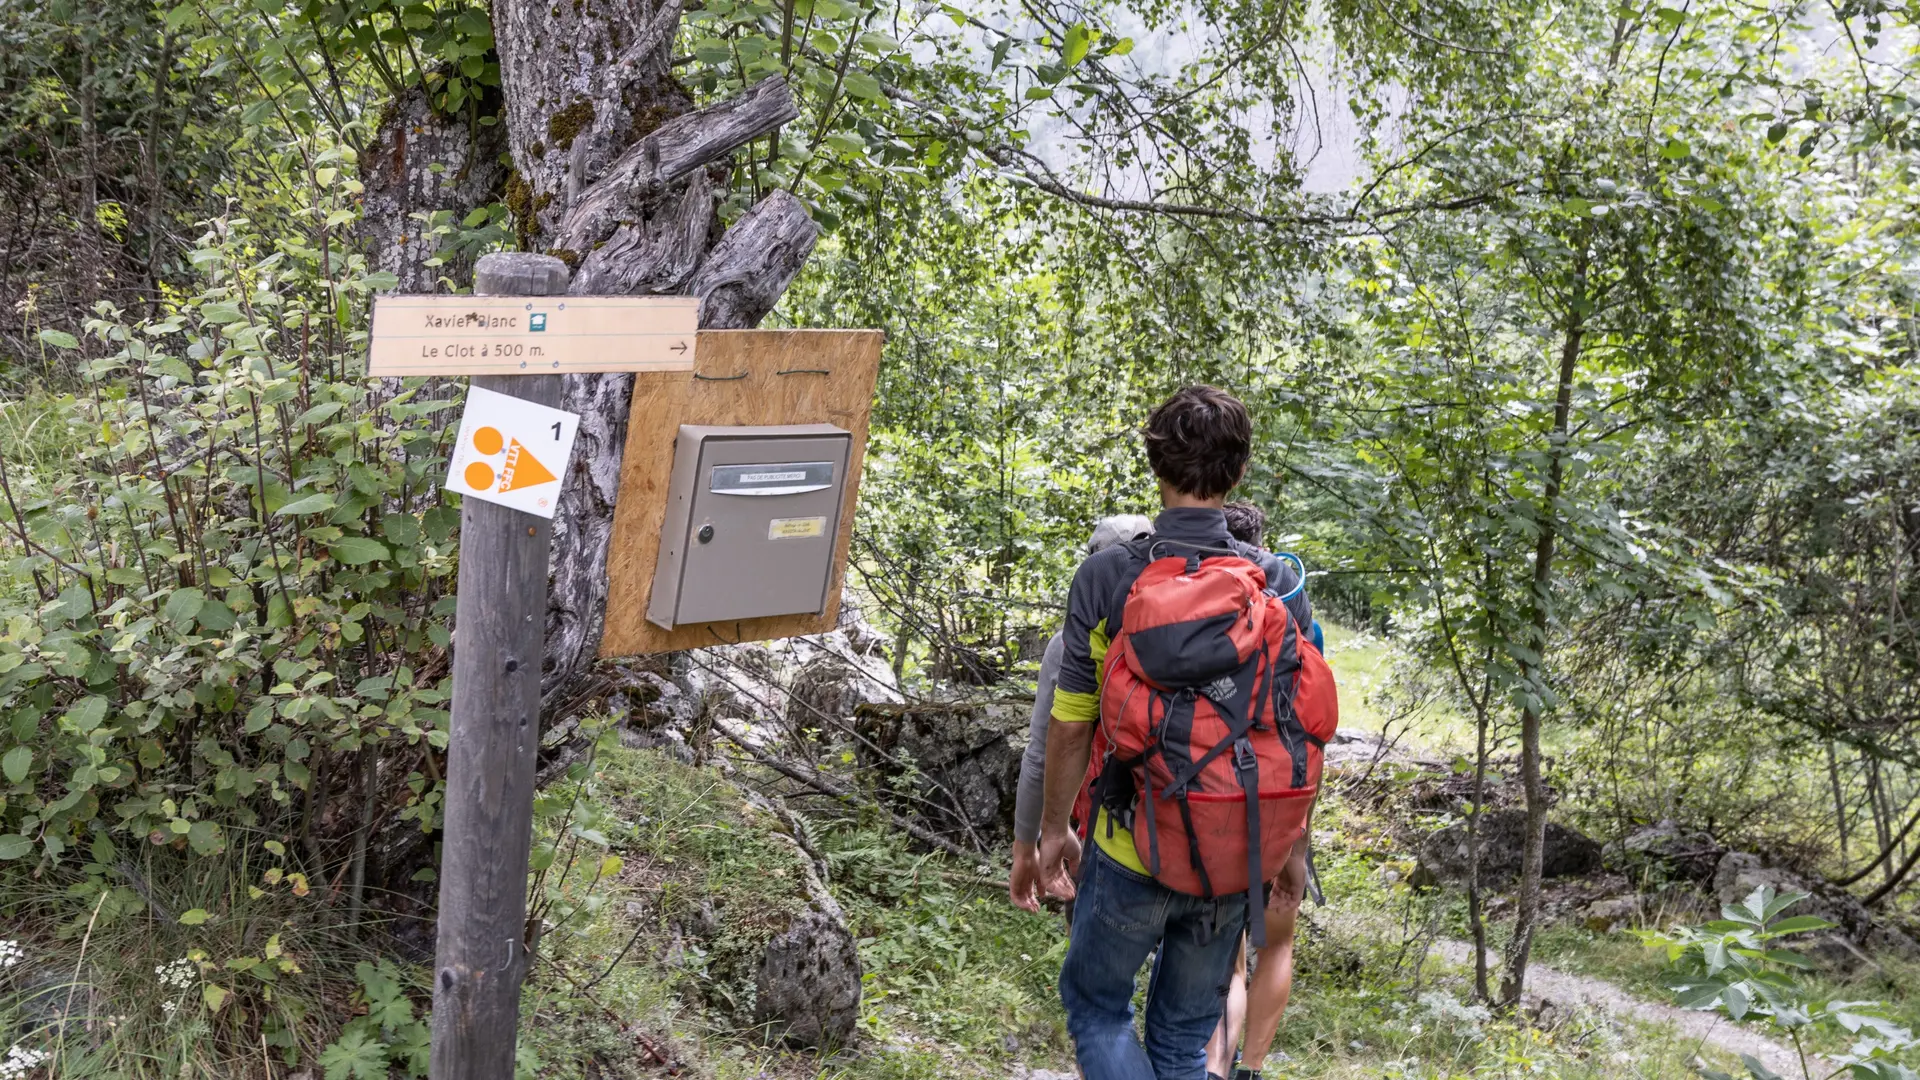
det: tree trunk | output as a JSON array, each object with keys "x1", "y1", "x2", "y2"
[
  {"x1": 1466, "y1": 674, "x2": 1492, "y2": 1002},
  {"x1": 360, "y1": 88, "x2": 510, "y2": 295},
  {"x1": 361, "y1": 0, "x2": 820, "y2": 706},
  {"x1": 1500, "y1": 257, "x2": 1587, "y2": 1008}
]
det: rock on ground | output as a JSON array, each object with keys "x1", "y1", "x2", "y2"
[
  {"x1": 747, "y1": 792, "x2": 865, "y2": 1047},
  {"x1": 1411, "y1": 809, "x2": 1603, "y2": 888},
  {"x1": 853, "y1": 699, "x2": 1026, "y2": 846},
  {"x1": 1713, "y1": 851, "x2": 1919, "y2": 964},
  {"x1": 753, "y1": 909, "x2": 862, "y2": 1047},
  {"x1": 1604, "y1": 819, "x2": 1724, "y2": 883}
]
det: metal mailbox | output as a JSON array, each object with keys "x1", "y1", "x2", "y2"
[{"x1": 646, "y1": 424, "x2": 854, "y2": 630}]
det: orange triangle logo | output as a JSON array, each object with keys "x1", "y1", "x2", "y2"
[{"x1": 499, "y1": 439, "x2": 557, "y2": 492}]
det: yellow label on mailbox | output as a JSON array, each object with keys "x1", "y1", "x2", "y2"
[{"x1": 768, "y1": 516, "x2": 827, "y2": 540}]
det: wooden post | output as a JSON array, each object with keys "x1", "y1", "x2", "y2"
[{"x1": 430, "y1": 252, "x2": 570, "y2": 1080}]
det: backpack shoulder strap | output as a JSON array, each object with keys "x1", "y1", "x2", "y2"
[{"x1": 1105, "y1": 535, "x2": 1158, "y2": 630}]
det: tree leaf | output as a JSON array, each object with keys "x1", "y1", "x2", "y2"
[
  {"x1": 1061, "y1": 22, "x2": 1092, "y2": 66},
  {"x1": 1764, "y1": 915, "x2": 1836, "y2": 936},
  {"x1": 38, "y1": 329, "x2": 80, "y2": 350},
  {"x1": 197, "y1": 599, "x2": 237, "y2": 633},
  {"x1": 187, "y1": 820, "x2": 225, "y2": 855},
  {"x1": 179, "y1": 908, "x2": 211, "y2": 925},
  {"x1": 164, "y1": 587, "x2": 206, "y2": 626},
  {"x1": 328, "y1": 537, "x2": 392, "y2": 566},
  {"x1": 2, "y1": 746, "x2": 30, "y2": 784},
  {"x1": 843, "y1": 71, "x2": 884, "y2": 102},
  {"x1": 1723, "y1": 981, "x2": 1750, "y2": 1020},
  {"x1": 0, "y1": 835, "x2": 33, "y2": 860},
  {"x1": 202, "y1": 983, "x2": 230, "y2": 1012},
  {"x1": 276, "y1": 492, "x2": 337, "y2": 517}
]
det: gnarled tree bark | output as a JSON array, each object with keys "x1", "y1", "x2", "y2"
[
  {"x1": 360, "y1": 0, "x2": 821, "y2": 706},
  {"x1": 360, "y1": 88, "x2": 509, "y2": 295}
]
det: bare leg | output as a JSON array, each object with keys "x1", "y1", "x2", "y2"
[
  {"x1": 1239, "y1": 841, "x2": 1308, "y2": 1074},
  {"x1": 1204, "y1": 935, "x2": 1247, "y2": 1078}
]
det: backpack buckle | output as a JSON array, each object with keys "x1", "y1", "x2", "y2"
[{"x1": 1233, "y1": 737, "x2": 1257, "y2": 773}]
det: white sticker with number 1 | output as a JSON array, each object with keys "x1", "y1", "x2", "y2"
[{"x1": 444, "y1": 385, "x2": 581, "y2": 519}]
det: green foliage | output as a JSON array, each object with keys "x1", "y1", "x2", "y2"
[
  {"x1": 820, "y1": 820, "x2": 1066, "y2": 1050},
  {"x1": 1640, "y1": 887, "x2": 1919, "y2": 1080},
  {"x1": 318, "y1": 960, "x2": 431, "y2": 1079},
  {"x1": 0, "y1": 181, "x2": 460, "y2": 932}
]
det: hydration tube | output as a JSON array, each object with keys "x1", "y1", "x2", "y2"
[{"x1": 1272, "y1": 551, "x2": 1307, "y2": 602}]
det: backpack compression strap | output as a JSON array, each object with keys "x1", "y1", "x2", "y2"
[{"x1": 1235, "y1": 734, "x2": 1266, "y2": 949}]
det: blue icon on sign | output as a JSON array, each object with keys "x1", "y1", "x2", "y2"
[{"x1": 529, "y1": 313, "x2": 548, "y2": 332}]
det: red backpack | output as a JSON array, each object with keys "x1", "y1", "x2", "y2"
[{"x1": 1079, "y1": 541, "x2": 1338, "y2": 945}]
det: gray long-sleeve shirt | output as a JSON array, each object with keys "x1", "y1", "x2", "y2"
[{"x1": 1012, "y1": 632, "x2": 1065, "y2": 845}]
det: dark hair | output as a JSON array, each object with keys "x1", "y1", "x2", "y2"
[
  {"x1": 1143, "y1": 385, "x2": 1251, "y2": 499},
  {"x1": 1223, "y1": 501, "x2": 1266, "y2": 546}
]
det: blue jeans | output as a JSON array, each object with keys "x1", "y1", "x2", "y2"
[{"x1": 1060, "y1": 846, "x2": 1249, "y2": 1080}]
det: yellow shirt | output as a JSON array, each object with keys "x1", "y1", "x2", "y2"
[{"x1": 1052, "y1": 617, "x2": 1151, "y2": 875}]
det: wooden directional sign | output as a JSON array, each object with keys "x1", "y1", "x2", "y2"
[{"x1": 368, "y1": 294, "x2": 698, "y2": 376}]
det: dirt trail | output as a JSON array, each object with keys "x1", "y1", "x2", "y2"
[{"x1": 1433, "y1": 940, "x2": 1827, "y2": 1077}]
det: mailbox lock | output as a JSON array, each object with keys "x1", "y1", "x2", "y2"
[{"x1": 697, "y1": 523, "x2": 715, "y2": 544}]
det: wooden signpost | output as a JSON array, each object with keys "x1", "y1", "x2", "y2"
[
  {"x1": 393, "y1": 254, "x2": 879, "y2": 1079},
  {"x1": 429, "y1": 253, "x2": 572, "y2": 1080},
  {"x1": 369, "y1": 294, "x2": 697, "y2": 376}
]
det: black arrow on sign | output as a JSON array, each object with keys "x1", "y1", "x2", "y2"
[{"x1": 670, "y1": 341, "x2": 689, "y2": 354}]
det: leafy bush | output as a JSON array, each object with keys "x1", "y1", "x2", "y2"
[
  {"x1": 1640, "y1": 887, "x2": 1919, "y2": 1080},
  {"x1": 0, "y1": 200, "x2": 458, "y2": 919}
]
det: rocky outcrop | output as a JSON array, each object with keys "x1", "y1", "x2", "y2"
[
  {"x1": 1712, "y1": 851, "x2": 1919, "y2": 966},
  {"x1": 748, "y1": 794, "x2": 862, "y2": 1047},
  {"x1": 853, "y1": 699, "x2": 1027, "y2": 846},
  {"x1": 1581, "y1": 895, "x2": 1644, "y2": 932},
  {"x1": 1411, "y1": 810, "x2": 1603, "y2": 889},
  {"x1": 1604, "y1": 820, "x2": 1724, "y2": 883},
  {"x1": 754, "y1": 909, "x2": 862, "y2": 1047},
  {"x1": 669, "y1": 606, "x2": 904, "y2": 740}
]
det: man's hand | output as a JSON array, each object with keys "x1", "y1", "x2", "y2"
[
  {"x1": 1009, "y1": 840, "x2": 1043, "y2": 913},
  {"x1": 1037, "y1": 825, "x2": 1083, "y2": 901},
  {"x1": 1038, "y1": 717, "x2": 1095, "y2": 901}
]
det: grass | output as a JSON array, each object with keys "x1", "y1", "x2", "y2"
[
  {"x1": 1534, "y1": 918, "x2": 1920, "y2": 1066},
  {"x1": 511, "y1": 740, "x2": 1075, "y2": 1080},
  {"x1": 0, "y1": 839, "x2": 381, "y2": 1078},
  {"x1": 2, "y1": 723, "x2": 1905, "y2": 1079},
  {"x1": 510, "y1": 742, "x2": 1756, "y2": 1080}
]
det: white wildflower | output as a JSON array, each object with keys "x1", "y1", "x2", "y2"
[
  {"x1": 160, "y1": 1000, "x2": 178, "y2": 1018},
  {"x1": 0, "y1": 1044, "x2": 49, "y2": 1079},
  {"x1": 0, "y1": 941, "x2": 22, "y2": 969},
  {"x1": 155, "y1": 958, "x2": 196, "y2": 991}
]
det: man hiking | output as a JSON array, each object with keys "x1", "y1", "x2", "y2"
[
  {"x1": 1036, "y1": 385, "x2": 1332, "y2": 1080},
  {"x1": 1206, "y1": 500, "x2": 1313, "y2": 1080},
  {"x1": 1011, "y1": 505, "x2": 1317, "y2": 916},
  {"x1": 1010, "y1": 514, "x2": 1155, "y2": 914}
]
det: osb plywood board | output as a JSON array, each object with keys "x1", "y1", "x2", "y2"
[{"x1": 599, "y1": 329, "x2": 884, "y2": 656}]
